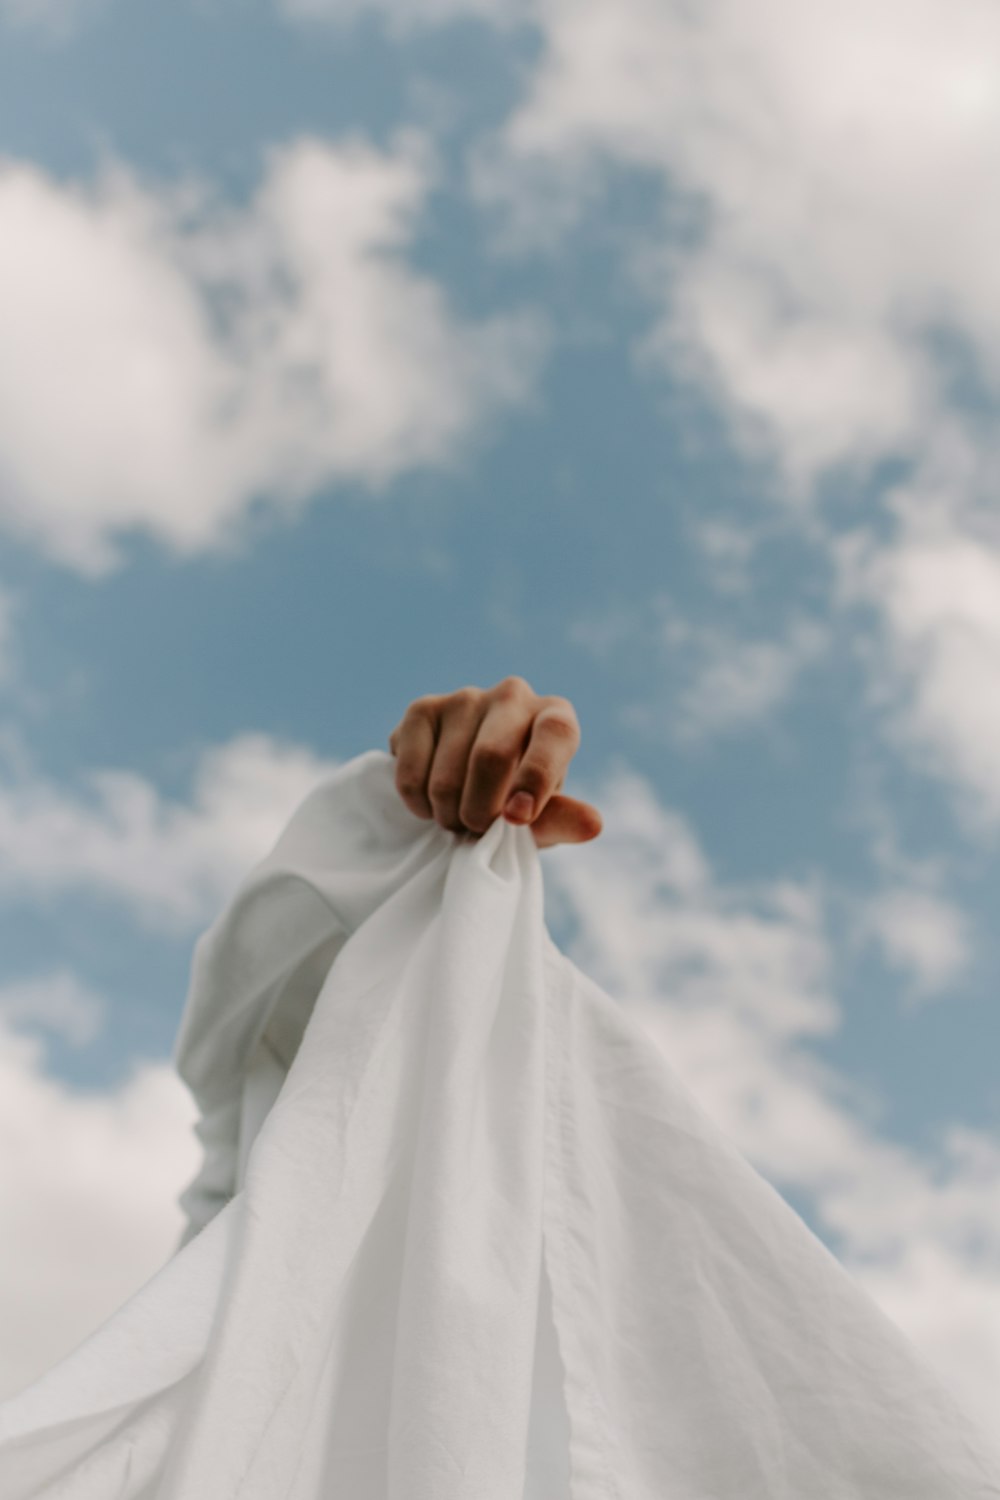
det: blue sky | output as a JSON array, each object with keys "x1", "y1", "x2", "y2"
[{"x1": 1, "y1": 0, "x2": 999, "y2": 1428}]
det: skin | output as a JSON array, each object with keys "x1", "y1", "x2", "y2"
[{"x1": 388, "y1": 675, "x2": 603, "y2": 850}]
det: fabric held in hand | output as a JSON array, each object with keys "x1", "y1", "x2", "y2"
[{"x1": 1, "y1": 748, "x2": 998, "y2": 1498}]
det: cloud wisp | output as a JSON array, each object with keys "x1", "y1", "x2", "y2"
[{"x1": 571, "y1": 592, "x2": 827, "y2": 745}]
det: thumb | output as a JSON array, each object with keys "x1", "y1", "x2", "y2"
[{"x1": 521, "y1": 793, "x2": 604, "y2": 850}]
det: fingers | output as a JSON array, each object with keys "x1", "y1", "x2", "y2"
[
  {"x1": 388, "y1": 677, "x2": 599, "y2": 848},
  {"x1": 500, "y1": 697, "x2": 581, "y2": 827},
  {"x1": 391, "y1": 690, "x2": 493, "y2": 830},
  {"x1": 388, "y1": 698, "x2": 438, "y2": 819},
  {"x1": 426, "y1": 689, "x2": 489, "y2": 832},
  {"x1": 457, "y1": 678, "x2": 534, "y2": 833},
  {"x1": 529, "y1": 793, "x2": 604, "y2": 849}
]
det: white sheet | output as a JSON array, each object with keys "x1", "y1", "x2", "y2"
[{"x1": 1, "y1": 747, "x2": 998, "y2": 1497}]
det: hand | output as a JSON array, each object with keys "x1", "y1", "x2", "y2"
[{"x1": 388, "y1": 676, "x2": 603, "y2": 849}]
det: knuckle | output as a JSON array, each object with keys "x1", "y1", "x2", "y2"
[
  {"x1": 447, "y1": 686, "x2": 480, "y2": 713},
  {"x1": 541, "y1": 693, "x2": 577, "y2": 718},
  {"x1": 469, "y1": 742, "x2": 512, "y2": 781},
  {"x1": 493, "y1": 674, "x2": 530, "y2": 700},
  {"x1": 401, "y1": 697, "x2": 433, "y2": 726},
  {"x1": 428, "y1": 776, "x2": 460, "y2": 807},
  {"x1": 539, "y1": 708, "x2": 578, "y2": 742}
]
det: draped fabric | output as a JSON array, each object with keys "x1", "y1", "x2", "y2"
[{"x1": 1, "y1": 748, "x2": 998, "y2": 1498}]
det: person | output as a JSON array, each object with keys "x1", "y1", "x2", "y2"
[{"x1": 386, "y1": 674, "x2": 604, "y2": 849}]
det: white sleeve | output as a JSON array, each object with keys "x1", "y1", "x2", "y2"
[
  {"x1": 173, "y1": 923, "x2": 350, "y2": 1251},
  {"x1": 170, "y1": 751, "x2": 431, "y2": 1253}
]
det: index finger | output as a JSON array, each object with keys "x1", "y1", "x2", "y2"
[{"x1": 503, "y1": 697, "x2": 580, "y2": 822}]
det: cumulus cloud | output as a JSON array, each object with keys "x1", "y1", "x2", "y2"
[
  {"x1": 0, "y1": 130, "x2": 547, "y2": 575},
  {"x1": 543, "y1": 763, "x2": 1000, "y2": 1433},
  {"x1": 837, "y1": 490, "x2": 1000, "y2": 826},
  {"x1": 0, "y1": 969, "x2": 108, "y2": 1046},
  {"x1": 0, "y1": 732, "x2": 343, "y2": 1397},
  {"x1": 0, "y1": 1014, "x2": 199, "y2": 1400},
  {"x1": 0, "y1": 732, "x2": 340, "y2": 932},
  {"x1": 655, "y1": 612, "x2": 827, "y2": 743},
  {"x1": 465, "y1": 0, "x2": 1000, "y2": 478},
  {"x1": 545, "y1": 760, "x2": 840, "y2": 1046},
  {"x1": 863, "y1": 886, "x2": 971, "y2": 999},
  {"x1": 0, "y1": 730, "x2": 341, "y2": 1396},
  {"x1": 571, "y1": 593, "x2": 826, "y2": 742}
]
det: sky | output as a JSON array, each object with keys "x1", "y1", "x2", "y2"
[{"x1": 0, "y1": 0, "x2": 999, "y2": 1436}]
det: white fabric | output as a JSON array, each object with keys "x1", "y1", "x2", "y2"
[{"x1": 1, "y1": 747, "x2": 999, "y2": 1498}]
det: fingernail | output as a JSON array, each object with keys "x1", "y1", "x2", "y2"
[{"x1": 504, "y1": 791, "x2": 534, "y2": 822}]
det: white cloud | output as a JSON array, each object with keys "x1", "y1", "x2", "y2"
[
  {"x1": 0, "y1": 733, "x2": 340, "y2": 932},
  {"x1": 689, "y1": 517, "x2": 755, "y2": 595},
  {"x1": 0, "y1": 1015, "x2": 199, "y2": 1401},
  {"x1": 0, "y1": 732, "x2": 340, "y2": 1398},
  {"x1": 863, "y1": 886, "x2": 971, "y2": 999},
  {"x1": 838, "y1": 495, "x2": 1000, "y2": 825},
  {"x1": 546, "y1": 761, "x2": 838, "y2": 1042},
  {"x1": 0, "y1": 130, "x2": 547, "y2": 575},
  {"x1": 641, "y1": 261, "x2": 934, "y2": 500},
  {"x1": 466, "y1": 0, "x2": 1000, "y2": 482},
  {"x1": 0, "y1": 969, "x2": 108, "y2": 1046},
  {"x1": 857, "y1": 1235, "x2": 1000, "y2": 1427},
  {"x1": 572, "y1": 594, "x2": 826, "y2": 742},
  {"x1": 659, "y1": 613, "x2": 827, "y2": 743},
  {"x1": 543, "y1": 762, "x2": 1000, "y2": 1433}
]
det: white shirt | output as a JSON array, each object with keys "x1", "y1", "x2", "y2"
[{"x1": 1, "y1": 748, "x2": 998, "y2": 1498}]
